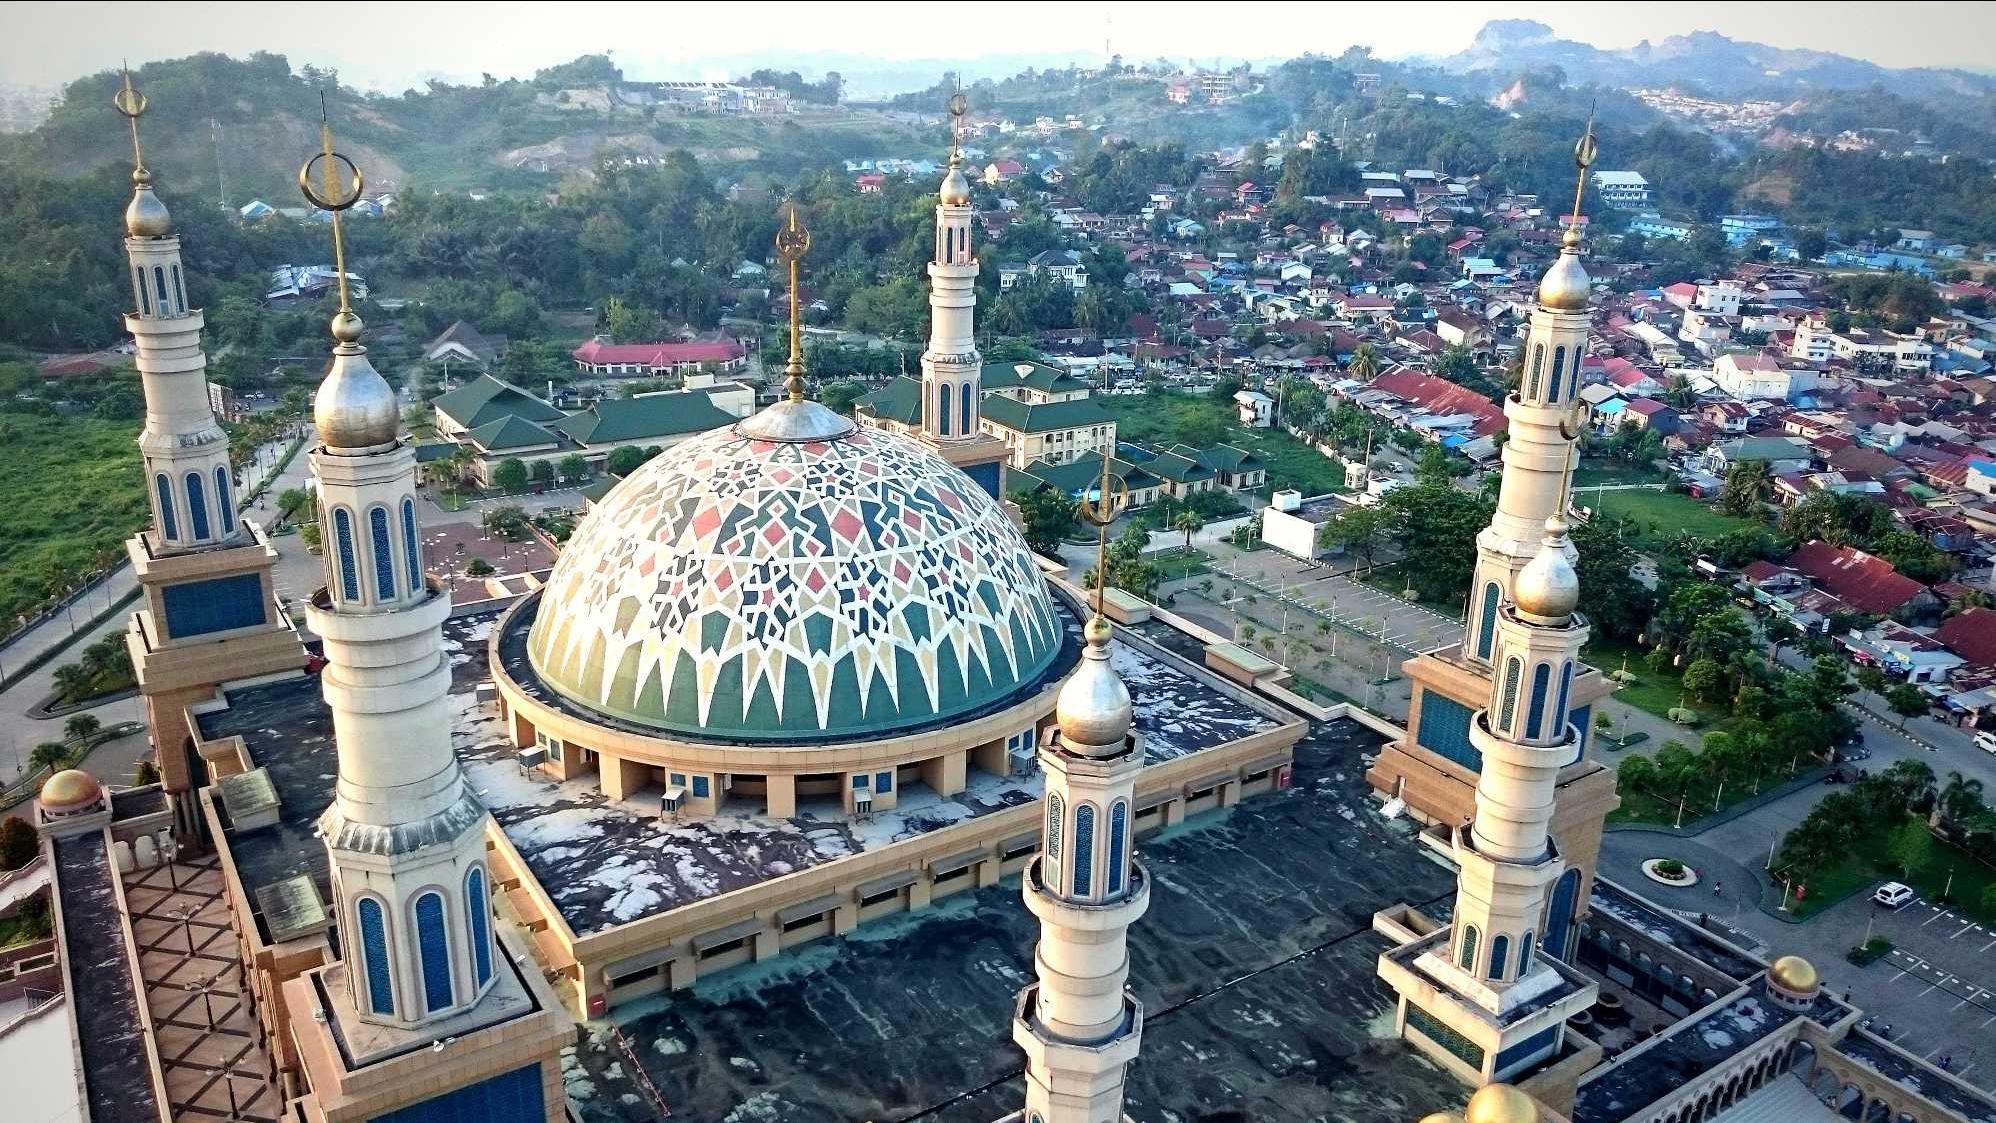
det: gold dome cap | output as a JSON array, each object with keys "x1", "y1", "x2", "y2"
[
  {"x1": 40, "y1": 768, "x2": 103, "y2": 813},
  {"x1": 940, "y1": 164, "x2": 972, "y2": 206},
  {"x1": 1536, "y1": 238, "x2": 1591, "y2": 312},
  {"x1": 1464, "y1": 1084, "x2": 1538, "y2": 1123},
  {"x1": 126, "y1": 170, "x2": 172, "y2": 238},
  {"x1": 1418, "y1": 1114, "x2": 1467, "y2": 1123},
  {"x1": 314, "y1": 321, "x2": 400, "y2": 452},
  {"x1": 1513, "y1": 515, "x2": 1580, "y2": 622},
  {"x1": 1769, "y1": 955, "x2": 1819, "y2": 993},
  {"x1": 1056, "y1": 615, "x2": 1133, "y2": 751}
]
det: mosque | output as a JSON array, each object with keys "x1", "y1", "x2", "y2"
[{"x1": 20, "y1": 78, "x2": 1996, "y2": 1123}]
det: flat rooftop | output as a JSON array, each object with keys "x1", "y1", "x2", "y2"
[
  {"x1": 563, "y1": 719, "x2": 1473, "y2": 1123},
  {"x1": 1837, "y1": 1031, "x2": 1996, "y2": 1123},
  {"x1": 53, "y1": 834, "x2": 162, "y2": 1123},
  {"x1": 1586, "y1": 879, "x2": 1764, "y2": 983}
]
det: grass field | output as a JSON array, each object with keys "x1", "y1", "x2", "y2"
[
  {"x1": 1785, "y1": 821, "x2": 1996, "y2": 922},
  {"x1": 1584, "y1": 637, "x2": 1737, "y2": 732},
  {"x1": 1575, "y1": 487, "x2": 1752, "y2": 545},
  {"x1": 1573, "y1": 459, "x2": 1668, "y2": 487},
  {"x1": 1098, "y1": 393, "x2": 1349, "y2": 498},
  {"x1": 0, "y1": 414, "x2": 146, "y2": 628}
]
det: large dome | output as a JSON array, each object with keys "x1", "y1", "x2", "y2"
[{"x1": 526, "y1": 417, "x2": 1066, "y2": 742}]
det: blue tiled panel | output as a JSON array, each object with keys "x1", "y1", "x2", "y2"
[
  {"x1": 1568, "y1": 703, "x2": 1592, "y2": 764},
  {"x1": 963, "y1": 459, "x2": 1003, "y2": 500},
  {"x1": 371, "y1": 1062, "x2": 546, "y2": 1123},
  {"x1": 185, "y1": 472, "x2": 210, "y2": 540},
  {"x1": 402, "y1": 499, "x2": 423, "y2": 585},
  {"x1": 416, "y1": 892, "x2": 453, "y2": 1014},
  {"x1": 1495, "y1": 1023, "x2": 1561, "y2": 1075},
  {"x1": 1072, "y1": 803, "x2": 1095, "y2": 896},
  {"x1": 162, "y1": 574, "x2": 267, "y2": 638},
  {"x1": 1415, "y1": 693, "x2": 1481, "y2": 772},
  {"x1": 466, "y1": 869, "x2": 492, "y2": 987},
  {"x1": 1108, "y1": 800, "x2": 1127, "y2": 895},
  {"x1": 357, "y1": 897, "x2": 394, "y2": 1015},
  {"x1": 1544, "y1": 867, "x2": 1582, "y2": 960},
  {"x1": 370, "y1": 506, "x2": 397, "y2": 600},
  {"x1": 214, "y1": 468, "x2": 233, "y2": 525}
]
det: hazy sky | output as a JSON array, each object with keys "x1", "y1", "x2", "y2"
[{"x1": 7, "y1": 1, "x2": 1993, "y2": 91}]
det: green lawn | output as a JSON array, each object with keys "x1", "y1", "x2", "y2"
[
  {"x1": 1584, "y1": 638, "x2": 1737, "y2": 732},
  {"x1": 1573, "y1": 459, "x2": 1667, "y2": 487},
  {"x1": 1098, "y1": 393, "x2": 1348, "y2": 498},
  {"x1": 1574, "y1": 487, "x2": 1751, "y2": 545},
  {"x1": 1785, "y1": 821, "x2": 1996, "y2": 922},
  {"x1": 0, "y1": 414, "x2": 146, "y2": 627},
  {"x1": 1150, "y1": 547, "x2": 1214, "y2": 583}
]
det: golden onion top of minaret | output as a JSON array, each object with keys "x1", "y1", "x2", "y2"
[
  {"x1": 1056, "y1": 456, "x2": 1134, "y2": 752},
  {"x1": 1536, "y1": 114, "x2": 1596, "y2": 312},
  {"x1": 736, "y1": 205, "x2": 856, "y2": 442},
  {"x1": 940, "y1": 89, "x2": 972, "y2": 206},
  {"x1": 114, "y1": 70, "x2": 172, "y2": 238},
  {"x1": 301, "y1": 99, "x2": 398, "y2": 452}
]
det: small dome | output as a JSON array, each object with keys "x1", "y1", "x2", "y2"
[
  {"x1": 1056, "y1": 617, "x2": 1132, "y2": 750},
  {"x1": 940, "y1": 164, "x2": 972, "y2": 206},
  {"x1": 1536, "y1": 248, "x2": 1591, "y2": 312},
  {"x1": 1417, "y1": 1114, "x2": 1467, "y2": 1123},
  {"x1": 40, "y1": 768, "x2": 103, "y2": 813},
  {"x1": 314, "y1": 344, "x2": 399, "y2": 451},
  {"x1": 1464, "y1": 1084, "x2": 1538, "y2": 1123},
  {"x1": 1513, "y1": 517, "x2": 1580, "y2": 621},
  {"x1": 126, "y1": 181, "x2": 172, "y2": 238},
  {"x1": 1769, "y1": 955, "x2": 1819, "y2": 993}
]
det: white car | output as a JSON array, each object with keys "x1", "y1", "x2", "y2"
[
  {"x1": 1975, "y1": 730, "x2": 1996, "y2": 755},
  {"x1": 1873, "y1": 882, "x2": 1915, "y2": 909}
]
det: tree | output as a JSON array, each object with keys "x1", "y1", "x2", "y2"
[
  {"x1": 133, "y1": 759, "x2": 160, "y2": 786},
  {"x1": 529, "y1": 459, "x2": 555, "y2": 487},
  {"x1": 1173, "y1": 511, "x2": 1202, "y2": 553},
  {"x1": 1347, "y1": 343, "x2": 1380, "y2": 381},
  {"x1": 465, "y1": 557, "x2": 495, "y2": 577},
  {"x1": 30, "y1": 742, "x2": 69, "y2": 773},
  {"x1": 1013, "y1": 488, "x2": 1078, "y2": 555},
  {"x1": 1885, "y1": 683, "x2": 1929, "y2": 729},
  {"x1": 62, "y1": 714, "x2": 100, "y2": 743},
  {"x1": 277, "y1": 488, "x2": 311, "y2": 523},
  {"x1": 1855, "y1": 665, "x2": 1888, "y2": 697},
  {"x1": 1718, "y1": 459, "x2": 1773, "y2": 517},
  {"x1": 492, "y1": 458, "x2": 529, "y2": 493},
  {"x1": 0, "y1": 817, "x2": 37, "y2": 871},
  {"x1": 1380, "y1": 479, "x2": 1492, "y2": 602},
  {"x1": 1936, "y1": 772, "x2": 1985, "y2": 829},
  {"x1": 1887, "y1": 818, "x2": 1933, "y2": 880},
  {"x1": 1681, "y1": 658, "x2": 1724, "y2": 702},
  {"x1": 559, "y1": 453, "x2": 589, "y2": 483},
  {"x1": 820, "y1": 380, "x2": 865, "y2": 415},
  {"x1": 607, "y1": 445, "x2": 647, "y2": 476},
  {"x1": 1321, "y1": 504, "x2": 1393, "y2": 571}
]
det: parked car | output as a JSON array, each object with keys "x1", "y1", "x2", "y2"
[
  {"x1": 1873, "y1": 882, "x2": 1915, "y2": 909},
  {"x1": 1975, "y1": 730, "x2": 1996, "y2": 755}
]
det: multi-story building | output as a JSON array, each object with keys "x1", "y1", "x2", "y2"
[{"x1": 1589, "y1": 170, "x2": 1651, "y2": 209}]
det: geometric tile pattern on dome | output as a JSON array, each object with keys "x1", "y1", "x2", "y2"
[{"x1": 527, "y1": 420, "x2": 1064, "y2": 740}]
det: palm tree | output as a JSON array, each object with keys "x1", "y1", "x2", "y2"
[
  {"x1": 1348, "y1": 342, "x2": 1380, "y2": 381},
  {"x1": 1720, "y1": 459, "x2": 1774, "y2": 516},
  {"x1": 29, "y1": 742, "x2": 69, "y2": 773},
  {"x1": 1173, "y1": 511, "x2": 1201, "y2": 554},
  {"x1": 1935, "y1": 772, "x2": 1985, "y2": 829}
]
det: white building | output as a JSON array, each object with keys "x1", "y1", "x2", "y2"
[
  {"x1": 1713, "y1": 353, "x2": 1793, "y2": 401},
  {"x1": 1234, "y1": 389, "x2": 1275, "y2": 428},
  {"x1": 1590, "y1": 170, "x2": 1651, "y2": 209}
]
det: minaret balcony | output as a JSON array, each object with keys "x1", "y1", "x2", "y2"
[
  {"x1": 1012, "y1": 983, "x2": 1143, "y2": 1057},
  {"x1": 1023, "y1": 855, "x2": 1151, "y2": 932}
]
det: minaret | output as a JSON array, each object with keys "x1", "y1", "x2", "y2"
[
  {"x1": 1376, "y1": 514, "x2": 1599, "y2": 1088},
  {"x1": 1464, "y1": 120, "x2": 1598, "y2": 666},
  {"x1": 924, "y1": 90, "x2": 981, "y2": 443},
  {"x1": 113, "y1": 72, "x2": 305, "y2": 844},
  {"x1": 299, "y1": 115, "x2": 494, "y2": 1028},
  {"x1": 1013, "y1": 460, "x2": 1149, "y2": 1123}
]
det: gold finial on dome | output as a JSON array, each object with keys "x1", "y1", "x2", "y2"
[
  {"x1": 1464, "y1": 1083, "x2": 1539, "y2": 1123},
  {"x1": 1537, "y1": 113, "x2": 1597, "y2": 312},
  {"x1": 299, "y1": 96, "x2": 397, "y2": 451},
  {"x1": 940, "y1": 84, "x2": 972, "y2": 205},
  {"x1": 1057, "y1": 454, "x2": 1134, "y2": 751},
  {"x1": 1769, "y1": 954, "x2": 1819, "y2": 993},
  {"x1": 114, "y1": 68, "x2": 172, "y2": 238},
  {"x1": 735, "y1": 206, "x2": 854, "y2": 442},
  {"x1": 1514, "y1": 514, "x2": 1581, "y2": 622},
  {"x1": 775, "y1": 204, "x2": 812, "y2": 404}
]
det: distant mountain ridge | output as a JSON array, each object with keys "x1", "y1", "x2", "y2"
[{"x1": 1432, "y1": 19, "x2": 1996, "y2": 100}]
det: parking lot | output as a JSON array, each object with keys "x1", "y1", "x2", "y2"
[
  {"x1": 1843, "y1": 891, "x2": 1996, "y2": 1081},
  {"x1": 1204, "y1": 544, "x2": 1466, "y2": 657}
]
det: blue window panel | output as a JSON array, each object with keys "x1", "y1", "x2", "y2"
[
  {"x1": 334, "y1": 509, "x2": 360, "y2": 601},
  {"x1": 938, "y1": 383, "x2": 953, "y2": 437},
  {"x1": 137, "y1": 266, "x2": 151, "y2": 316},
  {"x1": 960, "y1": 381, "x2": 972, "y2": 433},
  {"x1": 155, "y1": 474, "x2": 176, "y2": 540},
  {"x1": 1547, "y1": 358, "x2": 1564, "y2": 404},
  {"x1": 372, "y1": 1062, "x2": 546, "y2": 1123},
  {"x1": 1498, "y1": 658, "x2": 1523, "y2": 735},
  {"x1": 465, "y1": 869, "x2": 492, "y2": 987},
  {"x1": 1415, "y1": 694, "x2": 1482, "y2": 772},
  {"x1": 185, "y1": 472, "x2": 210, "y2": 540},
  {"x1": 402, "y1": 499, "x2": 423, "y2": 587},
  {"x1": 1526, "y1": 363, "x2": 1542, "y2": 400},
  {"x1": 1489, "y1": 933, "x2": 1510, "y2": 980},
  {"x1": 851, "y1": 774, "x2": 868, "y2": 790},
  {"x1": 1072, "y1": 803, "x2": 1096, "y2": 896},
  {"x1": 370, "y1": 506, "x2": 397, "y2": 600},
  {"x1": 963, "y1": 460, "x2": 1003, "y2": 500},
  {"x1": 1520, "y1": 931, "x2": 1535, "y2": 968},
  {"x1": 1046, "y1": 794, "x2": 1062, "y2": 861},
  {"x1": 1550, "y1": 347, "x2": 1566, "y2": 391},
  {"x1": 1459, "y1": 924, "x2": 1479, "y2": 971},
  {"x1": 1476, "y1": 582, "x2": 1500, "y2": 660},
  {"x1": 214, "y1": 468, "x2": 232, "y2": 526},
  {"x1": 1568, "y1": 703, "x2": 1592, "y2": 765},
  {"x1": 1544, "y1": 868, "x2": 1582, "y2": 960},
  {"x1": 1554, "y1": 662, "x2": 1574, "y2": 735},
  {"x1": 1494, "y1": 1024, "x2": 1561, "y2": 1075},
  {"x1": 1107, "y1": 801, "x2": 1127, "y2": 895},
  {"x1": 875, "y1": 771, "x2": 893, "y2": 793},
  {"x1": 171, "y1": 264, "x2": 185, "y2": 313},
  {"x1": 162, "y1": 573, "x2": 267, "y2": 638},
  {"x1": 416, "y1": 892, "x2": 454, "y2": 1014},
  {"x1": 357, "y1": 897, "x2": 394, "y2": 1015},
  {"x1": 154, "y1": 266, "x2": 169, "y2": 308},
  {"x1": 1526, "y1": 663, "x2": 1551, "y2": 740},
  {"x1": 691, "y1": 775, "x2": 710, "y2": 798}
]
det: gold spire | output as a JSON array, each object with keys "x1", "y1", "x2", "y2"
[
  {"x1": 1564, "y1": 110, "x2": 1598, "y2": 245},
  {"x1": 1056, "y1": 451, "x2": 1134, "y2": 749},
  {"x1": 300, "y1": 92, "x2": 366, "y2": 343},
  {"x1": 1536, "y1": 114, "x2": 1597, "y2": 311},
  {"x1": 1077, "y1": 453, "x2": 1130, "y2": 640},
  {"x1": 113, "y1": 68, "x2": 172, "y2": 238},
  {"x1": 775, "y1": 204, "x2": 812, "y2": 404},
  {"x1": 299, "y1": 96, "x2": 396, "y2": 451},
  {"x1": 940, "y1": 82, "x2": 973, "y2": 206}
]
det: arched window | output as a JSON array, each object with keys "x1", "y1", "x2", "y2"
[
  {"x1": 136, "y1": 266, "x2": 151, "y2": 316},
  {"x1": 1046, "y1": 794, "x2": 1062, "y2": 862},
  {"x1": 155, "y1": 473, "x2": 177, "y2": 541},
  {"x1": 153, "y1": 266, "x2": 169, "y2": 309},
  {"x1": 1107, "y1": 800, "x2": 1128, "y2": 895},
  {"x1": 465, "y1": 868, "x2": 492, "y2": 987},
  {"x1": 356, "y1": 897, "x2": 395, "y2": 1015},
  {"x1": 938, "y1": 383, "x2": 954, "y2": 437},
  {"x1": 1498, "y1": 658, "x2": 1523, "y2": 734},
  {"x1": 415, "y1": 891, "x2": 454, "y2": 1014},
  {"x1": 1072, "y1": 803, "x2": 1096, "y2": 896},
  {"x1": 1526, "y1": 662, "x2": 1551, "y2": 740},
  {"x1": 185, "y1": 472, "x2": 210, "y2": 540},
  {"x1": 1526, "y1": 356, "x2": 1543, "y2": 400},
  {"x1": 333, "y1": 508, "x2": 360, "y2": 602},
  {"x1": 1476, "y1": 581, "x2": 1500, "y2": 660},
  {"x1": 1547, "y1": 357, "x2": 1564, "y2": 404},
  {"x1": 1531, "y1": 344, "x2": 1545, "y2": 383},
  {"x1": 171, "y1": 264, "x2": 185, "y2": 314},
  {"x1": 1520, "y1": 931, "x2": 1535, "y2": 968},
  {"x1": 1490, "y1": 933, "x2": 1511, "y2": 980},
  {"x1": 401, "y1": 498, "x2": 423, "y2": 589},
  {"x1": 960, "y1": 380, "x2": 972, "y2": 434},
  {"x1": 369, "y1": 505, "x2": 397, "y2": 600},
  {"x1": 1554, "y1": 661, "x2": 1575, "y2": 736},
  {"x1": 1550, "y1": 347, "x2": 1566, "y2": 395},
  {"x1": 1459, "y1": 924, "x2": 1480, "y2": 971},
  {"x1": 214, "y1": 468, "x2": 232, "y2": 529}
]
